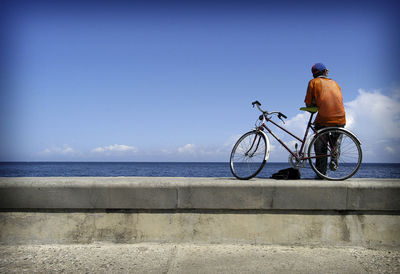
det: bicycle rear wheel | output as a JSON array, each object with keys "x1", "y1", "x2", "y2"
[
  {"x1": 230, "y1": 130, "x2": 267, "y2": 180},
  {"x1": 308, "y1": 128, "x2": 362, "y2": 180}
]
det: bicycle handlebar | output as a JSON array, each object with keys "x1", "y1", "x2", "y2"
[
  {"x1": 252, "y1": 100, "x2": 287, "y2": 120},
  {"x1": 252, "y1": 101, "x2": 264, "y2": 113},
  {"x1": 278, "y1": 113, "x2": 287, "y2": 119}
]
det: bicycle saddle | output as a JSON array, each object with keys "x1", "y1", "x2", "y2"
[{"x1": 300, "y1": 107, "x2": 318, "y2": 113}]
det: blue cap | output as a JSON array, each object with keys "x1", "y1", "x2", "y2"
[{"x1": 311, "y1": 63, "x2": 327, "y2": 73}]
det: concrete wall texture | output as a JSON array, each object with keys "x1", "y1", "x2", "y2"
[{"x1": 0, "y1": 177, "x2": 399, "y2": 247}]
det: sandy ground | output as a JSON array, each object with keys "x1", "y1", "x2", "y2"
[{"x1": 1, "y1": 243, "x2": 399, "y2": 273}]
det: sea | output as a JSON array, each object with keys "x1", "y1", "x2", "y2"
[{"x1": 0, "y1": 162, "x2": 399, "y2": 179}]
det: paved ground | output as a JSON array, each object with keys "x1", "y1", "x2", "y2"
[{"x1": 1, "y1": 243, "x2": 399, "y2": 273}]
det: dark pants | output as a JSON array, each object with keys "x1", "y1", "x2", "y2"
[{"x1": 314, "y1": 125, "x2": 344, "y2": 175}]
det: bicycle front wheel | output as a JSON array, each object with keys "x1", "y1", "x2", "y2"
[
  {"x1": 308, "y1": 128, "x2": 362, "y2": 180},
  {"x1": 230, "y1": 130, "x2": 267, "y2": 180}
]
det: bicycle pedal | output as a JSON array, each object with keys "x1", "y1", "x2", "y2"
[{"x1": 329, "y1": 161, "x2": 338, "y2": 171}]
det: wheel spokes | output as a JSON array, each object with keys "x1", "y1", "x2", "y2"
[
  {"x1": 230, "y1": 131, "x2": 267, "y2": 179},
  {"x1": 308, "y1": 129, "x2": 362, "y2": 180}
]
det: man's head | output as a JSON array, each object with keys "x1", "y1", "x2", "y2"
[{"x1": 311, "y1": 63, "x2": 328, "y2": 78}]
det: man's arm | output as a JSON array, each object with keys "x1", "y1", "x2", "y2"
[{"x1": 304, "y1": 80, "x2": 316, "y2": 107}]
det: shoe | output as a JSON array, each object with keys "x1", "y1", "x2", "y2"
[
  {"x1": 330, "y1": 148, "x2": 340, "y2": 171},
  {"x1": 329, "y1": 159, "x2": 338, "y2": 171}
]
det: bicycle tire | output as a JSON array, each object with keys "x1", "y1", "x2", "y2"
[
  {"x1": 308, "y1": 128, "x2": 362, "y2": 180},
  {"x1": 230, "y1": 130, "x2": 267, "y2": 180}
]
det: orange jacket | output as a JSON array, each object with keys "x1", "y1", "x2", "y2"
[{"x1": 304, "y1": 76, "x2": 346, "y2": 126}]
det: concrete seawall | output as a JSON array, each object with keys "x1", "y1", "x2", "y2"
[{"x1": 0, "y1": 177, "x2": 399, "y2": 247}]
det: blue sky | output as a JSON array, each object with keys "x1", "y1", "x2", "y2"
[{"x1": 1, "y1": 0, "x2": 399, "y2": 162}]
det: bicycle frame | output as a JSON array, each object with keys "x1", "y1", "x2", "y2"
[{"x1": 259, "y1": 112, "x2": 323, "y2": 162}]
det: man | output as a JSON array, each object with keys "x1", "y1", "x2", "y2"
[{"x1": 304, "y1": 63, "x2": 346, "y2": 176}]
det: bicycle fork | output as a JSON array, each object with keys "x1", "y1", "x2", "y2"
[{"x1": 245, "y1": 131, "x2": 263, "y2": 157}]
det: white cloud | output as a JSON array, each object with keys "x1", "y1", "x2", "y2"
[
  {"x1": 40, "y1": 145, "x2": 78, "y2": 156},
  {"x1": 91, "y1": 144, "x2": 138, "y2": 154},
  {"x1": 159, "y1": 142, "x2": 232, "y2": 161},
  {"x1": 385, "y1": 146, "x2": 395, "y2": 154},
  {"x1": 178, "y1": 144, "x2": 196, "y2": 154},
  {"x1": 345, "y1": 89, "x2": 400, "y2": 138},
  {"x1": 343, "y1": 89, "x2": 400, "y2": 162}
]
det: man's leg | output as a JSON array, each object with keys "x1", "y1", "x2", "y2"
[
  {"x1": 329, "y1": 126, "x2": 344, "y2": 171},
  {"x1": 314, "y1": 125, "x2": 327, "y2": 175},
  {"x1": 314, "y1": 136, "x2": 327, "y2": 175}
]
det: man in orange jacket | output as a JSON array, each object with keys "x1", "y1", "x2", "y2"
[{"x1": 305, "y1": 63, "x2": 346, "y2": 177}]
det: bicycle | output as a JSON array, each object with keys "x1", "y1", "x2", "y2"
[{"x1": 230, "y1": 101, "x2": 362, "y2": 180}]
